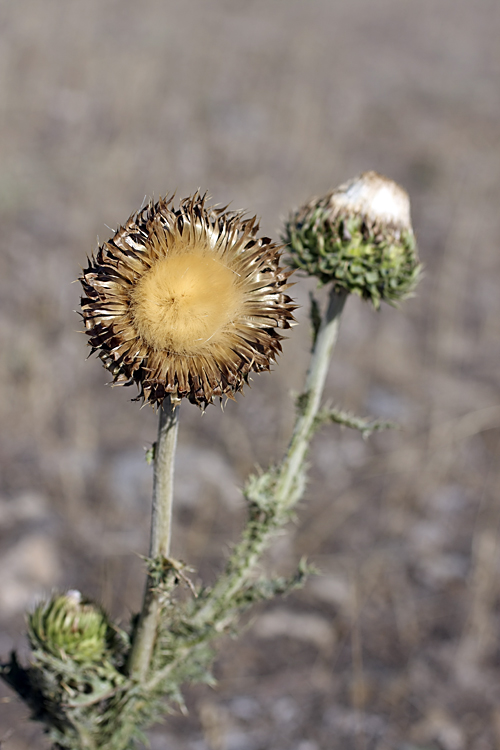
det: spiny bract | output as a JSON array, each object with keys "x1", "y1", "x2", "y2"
[{"x1": 283, "y1": 171, "x2": 421, "y2": 308}]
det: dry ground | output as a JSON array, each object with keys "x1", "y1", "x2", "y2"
[{"x1": 1, "y1": 1, "x2": 500, "y2": 748}]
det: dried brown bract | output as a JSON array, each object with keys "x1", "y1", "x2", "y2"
[{"x1": 80, "y1": 193, "x2": 295, "y2": 408}]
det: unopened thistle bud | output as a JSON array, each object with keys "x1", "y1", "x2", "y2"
[
  {"x1": 28, "y1": 591, "x2": 112, "y2": 664},
  {"x1": 283, "y1": 171, "x2": 421, "y2": 308}
]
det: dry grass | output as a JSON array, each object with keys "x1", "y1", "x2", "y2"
[{"x1": 1, "y1": 1, "x2": 500, "y2": 748}]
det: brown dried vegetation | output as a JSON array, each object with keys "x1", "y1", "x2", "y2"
[{"x1": 80, "y1": 193, "x2": 294, "y2": 408}]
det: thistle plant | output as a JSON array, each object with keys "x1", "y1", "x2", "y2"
[{"x1": 1, "y1": 174, "x2": 421, "y2": 750}]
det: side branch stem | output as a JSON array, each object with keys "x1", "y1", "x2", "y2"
[
  {"x1": 128, "y1": 396, "x2": 179, "y2": 681},
  {"x1": 275, "y1": 287, "x2": 347, "y2": 506},
  {"x1": 189, "y1": 288, "x2": 347, "y2": 632}
]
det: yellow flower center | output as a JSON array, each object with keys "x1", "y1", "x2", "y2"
[{"x1": 130, "y1": 250, "x2": 243, "y2": 355}]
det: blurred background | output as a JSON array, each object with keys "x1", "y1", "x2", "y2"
[{"x1": 1, "y1": 0, "x2": 500, "y2": 748}]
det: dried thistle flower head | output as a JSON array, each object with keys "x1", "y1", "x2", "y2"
[
  {"x1": 28, "y1": 591, "x2": 113, "y2": 664},
  {"x1": 80, "y1": 193, "x2": 296, "y2": 408},
  {"x1": 283, "y1": 171, "x2": 421, "y2": 308}
]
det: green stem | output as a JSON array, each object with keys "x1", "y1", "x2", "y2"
[
  {"x1": 188, "y1": 287, "x2": 347, "y2": 632},
  {"x1": 128, "y1": 395, "x2": 179, "y2": 681},
  {"x1": 275, "y1": 287, "x2": 347, "y2": 506}
]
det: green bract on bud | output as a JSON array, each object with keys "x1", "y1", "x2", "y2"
[
  {"x1": 28, "y1": 590, "x2": 112, "y2": 665},
  {"x1": 283, "y1": 171, "x2": 421, "y2": 308}
]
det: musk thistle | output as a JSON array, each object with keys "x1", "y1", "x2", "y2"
[
  {"x1": 80, "y1": 193, "x2": 295, "y2": 408},
  {"x1": 1, "y1": 180, "x2": 422, "y2": 750},
  {"x1": 284, "y1": 171, "x2": 421, "y2": 308}
]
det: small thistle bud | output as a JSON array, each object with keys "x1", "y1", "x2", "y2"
[
  {"x1": 28, "y1": 590, "x2": 112, "y2": 664},
  {"x1": 283, "y1": 171, "x2": 421, "y2": 308}
]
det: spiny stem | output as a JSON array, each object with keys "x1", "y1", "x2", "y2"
[
  {"x1": 275, "y1": 287, "x2": 347, "y2": 506},
  {"x1": 128, "y1": 395, "x2": 179, "y2": 681},
  {"x1": 189, "y1": 287, "x2": 347, "y2": 630}
]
